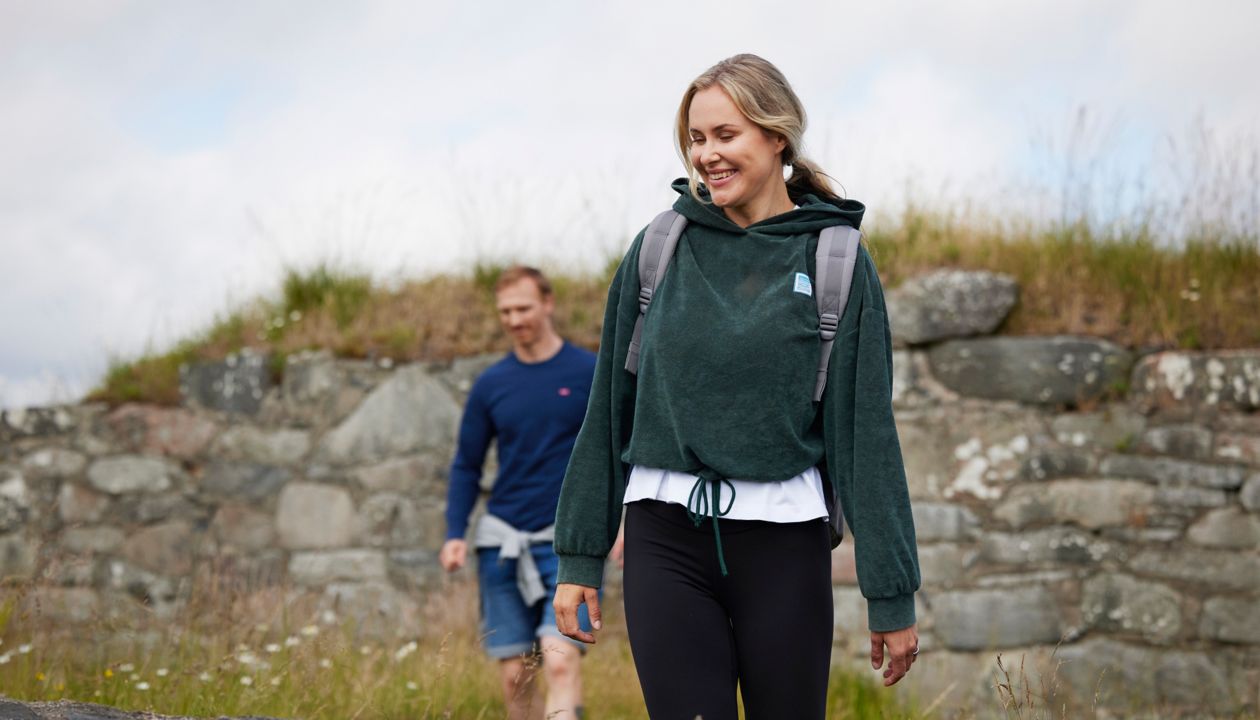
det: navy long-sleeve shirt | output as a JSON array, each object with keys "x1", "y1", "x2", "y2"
[{"x1": 445, "y1": 342, "x2": 597, "y2": 540}]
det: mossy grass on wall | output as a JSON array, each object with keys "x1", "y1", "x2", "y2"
[{"x1": 89, "y1": 221, "x2": 1260, "y2": 406}]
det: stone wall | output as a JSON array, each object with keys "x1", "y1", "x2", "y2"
[{"x1": 1, "y1": 270, "x2": 1258, "y2": 716}]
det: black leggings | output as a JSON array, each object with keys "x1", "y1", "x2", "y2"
[{"x1": 622, "y1": 499, "x2": 834, "y2": 720}]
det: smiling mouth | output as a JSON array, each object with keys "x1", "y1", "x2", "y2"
[{"x1": 709, "y1": 169, "x2": 736, "y2": 181}]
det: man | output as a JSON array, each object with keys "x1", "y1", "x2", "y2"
[{"x1": 441, "y1": 266, "x2": 597, "y2": 720}]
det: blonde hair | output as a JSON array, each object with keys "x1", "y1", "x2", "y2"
[{"x1": 674, "y1": 54, "x2": 838, "y2": 203}]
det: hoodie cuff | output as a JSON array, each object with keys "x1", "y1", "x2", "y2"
[
  {"x1": 867, "y1": 593, "x2": 916, "y2": 633},
  {"x1": 557, "y1": 554, "x2": 606, "y2": 588}
]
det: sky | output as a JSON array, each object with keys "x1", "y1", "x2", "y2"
[{"x1": 1, "y1": 0, "x2": 1258, "y2": 409}]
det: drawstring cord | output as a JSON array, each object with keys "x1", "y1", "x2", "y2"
[{"x1": 686, "y1": 468, "x2": 736, "y2": 576}]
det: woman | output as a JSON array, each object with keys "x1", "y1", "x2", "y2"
[{"x1": 552, "y1": 54, "x2": 921, "y2": 720}]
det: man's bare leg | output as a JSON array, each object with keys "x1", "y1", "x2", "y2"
[
  {"x1": 498, "y1": 656, "x2": 543, "y2": 720},
  {"x1": 539, "y1": 636, "x2": 583, "y2": 719}
]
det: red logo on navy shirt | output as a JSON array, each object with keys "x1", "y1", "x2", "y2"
[{"x1": 558, "y1": 387, "x2": 571, "y2": 397}]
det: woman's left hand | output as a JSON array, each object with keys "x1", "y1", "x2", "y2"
[{"x1": 869, "y1": 623, "x2": 919, "y2": 687}]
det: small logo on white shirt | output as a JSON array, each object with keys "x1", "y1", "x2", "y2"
[{"x1": 793, "y1": 272, "x2": 813, "y2": 297}]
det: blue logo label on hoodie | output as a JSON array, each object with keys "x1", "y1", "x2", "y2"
[{"x1": 793, "y1": 272, "x2": 813, "y2": 297}]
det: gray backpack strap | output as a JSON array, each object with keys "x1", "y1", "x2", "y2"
[
  {"x1": 625, "y1": 209, "x2": 688, "y2": 375},
  {"x1": 813, "y1": 225, "x2": 862, "y2": 400}
]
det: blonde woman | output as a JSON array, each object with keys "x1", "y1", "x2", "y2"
[{"x1": 552, "y1": 54, "x2": 921, "y2": 719}]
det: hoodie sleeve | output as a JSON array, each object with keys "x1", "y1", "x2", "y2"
[
  {"x1": 822, "y1": 248, "x2": 921, "y2": 632},
  {"x1": 554, "y1": 231, "x2": 645, "y2": 588}
]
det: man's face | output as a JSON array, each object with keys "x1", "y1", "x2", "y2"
[{"x1": 495, "y1": 278, "x2": 554, "y2": 348}]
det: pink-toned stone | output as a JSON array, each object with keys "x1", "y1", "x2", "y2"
[
  {"x1": 106, "y1": 405, "x2": 219, "y2": 460},
  {"x1": 57, "y1": 483, "x2": 110, "y2": 523},
  {"x1": 831, "y1": 540, "x2": 858, "y2": 585}
]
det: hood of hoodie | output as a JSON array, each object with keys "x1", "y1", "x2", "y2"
[{"x1": 670, "y1": 177, "x2": 865, "y2": 236}]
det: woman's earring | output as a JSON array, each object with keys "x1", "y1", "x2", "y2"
[{"x1": 782, "y1": 163, "x2": 794, "y2": 181}]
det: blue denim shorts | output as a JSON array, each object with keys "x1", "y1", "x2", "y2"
[{"x1": 476, "y1": 542, "x2": 596, "y2": 659}]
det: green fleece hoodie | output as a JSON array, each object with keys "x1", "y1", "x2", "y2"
[{"x1": 554, "y1": 179, "x2": 921, "y2": 632}]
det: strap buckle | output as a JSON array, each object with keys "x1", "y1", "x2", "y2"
[
  {"x1": 638, "y1": 286, "x2": 654, "y2": 314},
  {"x1": 819, "y1": 312, "x2": 839, "y2": 341}
]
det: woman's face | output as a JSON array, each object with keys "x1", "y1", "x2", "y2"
[{"x1": 687, "y1": 85, "x2": 787, "y2": 215}]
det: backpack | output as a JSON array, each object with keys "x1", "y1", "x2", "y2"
[{"x1": 621, "y1": 208, "x2": 862, "y2": 546}]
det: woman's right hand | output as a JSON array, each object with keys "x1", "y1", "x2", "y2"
[{"x1": 554, "y1": 583, "x2": 602, "y2": 644}]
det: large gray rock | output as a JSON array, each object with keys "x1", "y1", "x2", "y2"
[
  {"x1": 0, "y1": 532, "x2": 36, "y2": 579},
  {"x1": 320, "y1": 581, "x2": 422, "y2": 638},
  {"x1": 993, "y1": 480, "x2": 1155, "y2": 529},
  {"x1": 119, "y1": 521, "x2": 196, "y2": 576},
  {"x1": 1240, "y1": 473, "x2": 1260, "y2": 511},
  {"x1": 273, "y1": 351, "x2": 377, "y2": 429},
  {"x1": 19, "y1": 587, "x2": 101, "y2": 625},
  {"x1": 209, "y1": 504, "x2": 276, "y2": 554},
  {"x1": 1081, "y1": 573, "x2": 1183, "y2": 643},
  {"x1": 1186, "y1": 507, "x2": 1260, "y2": 548},
  {"x1": 1099, "y1": 453, "x2": 1252, "y2": 489},
  {"x1": 1018, "y1": 448, "x2": 1096, "y2": 482},
  {"x1": 275, "y1": 482, "x2": 356, "y2": 549},
  {"x1": 1215, "y1": 431, "x2": 1260, "y2": 466},
  {"x1": 0, "y1": 698, "x2": 285, "y2": 719},
  {"x1": 357, "y1": 493, "x2": 423, "y2": 547},
  {"x1": 57, "y1": 483, "x2": 109, "y2": 523},
  {"x1": 387, "y1": 548, "x2": 441, "y2": 592},
  {"x1": 911, "y1": 502, "x2": 979, "y2": 542},
  {"x1": 928, "y1": 336, "x2": 1133, "y2": 406},
  {"x1": 1199, "y1": 596, "x2": 1260, "y2": 644},
  {"x1": 979, "y1": 528, "x2": 1117, "y2": 566},
  {"x1": 929, "y1": 586, "x2": 1063, "y2": 650},
  {"x1": 104, "y1": 405, "x2": 219, "y2": 460},
  {"x1": 885, "y1": 269, "x2": 1018, "y2": 345},
  {"x1": 199, "y1": 461, "x2": 290, "y2": 501},
  {"x1": 61, "y1": 526, "x2": 126, "y2": 554},
  {"x1": 289, "y1": 549, "x2": 388, "y2": 585},
  {"x1": 917, "y1": 543, "x2": 975, "y2": 587},
  {"x1": 1049, "y1": 406, "x2": 1147, "y2": 451},
  {"x1": 211, "y1": 426, "x2": 310, "y2": 466},
  {"x1": 1130, "y1": 548, "x2": 1260, "y2": 591},
  {"x1": 87, "y1": 456, "x2": 174, "y2": 495},
  {"x1": 1138, "y1": 424, "x2": 1213, "y2": 460},
  {"x1": 1131, "y1": 350, "x2": 1260, "y2": 416},
  {"x1": 0, "y1": 406, "x2": 78, "y2": 438},
  {"x1": 20, "y1": 448, "x2": 87, "y2": 478},
  {"x1": 179, "y1": 349, "x2": 274, "y2": 415},
  {"x1": 351, "y1": 453, "x2": 448, "y2": 494},
  {"x1": 1056, "y1": 639, "x2": 1245, "y2": 714},
  {"x1": 317, "y1": 365, "x2": 460, "y2": 465}
]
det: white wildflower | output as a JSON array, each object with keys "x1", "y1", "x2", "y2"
[
  {"x1": 284, "y1": 636, "x2": 301, "y2": 648},
  {"x1": 0, "y1": 653, "x2": 11, "y2": 665},
  {"x1": 300, "y1": 625, "x2": 320, "y2": 637},
  {"x1": 318, "y1": 658, "x2": 333, "y2": 669},
  {"x1": 135, "y1": 682, "x2": 150, "y2": 691},
  {"x1": 265, "y1": 643, "x2": 281, "y2": 654},
  {"x1": 17, "y1": 644, "x2": 32, "y2": 654},
  {"x1": 394, "y1": 641, "x2": 418, "y2": 662},
  {"x1": 405, "y1": 681, "x2": 418, "y2": 691},
  {"x1": 155, "y1": 668, "x2": 169, "y2": 677},
  {"x1": 240, "y1": 676, "x2": 253, "y2": 686},
  {"x1": 119, "y1": 662, "x2": 135, "y2": 673},
  {"x1": 270, "y1": 676, "x2": 282, "y2": 686},
  {"x1": 198, "y1": 672, "x2": 213, "y2": 682},
  {"x1": 321, "y1": 610, "x2": 337, "y2": 625},
  {"x1": 359, "y1": 645, "x2": 371, "y2": 656}
]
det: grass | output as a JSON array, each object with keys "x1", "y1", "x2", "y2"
[
  {"x1": 0, "y1": 578, "x2": 914, "y2": 719},
  {"x1": 85, "y1": 215, "x2": 1260, "y2": 407}
]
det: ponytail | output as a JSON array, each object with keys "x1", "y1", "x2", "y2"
[{"x1": 784, "y1": 155, "x2": 842, "y2": 203}]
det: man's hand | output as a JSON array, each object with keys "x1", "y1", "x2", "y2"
[
  {"x1": 553, "y1": 583, "x2": 602, "y2": 644},
  {"x1": 439, "y1": 539, "x2": 467, "y2": 572},
  {"x1": 870, "y1": 623, "x2": 919, "y2": 687}
]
